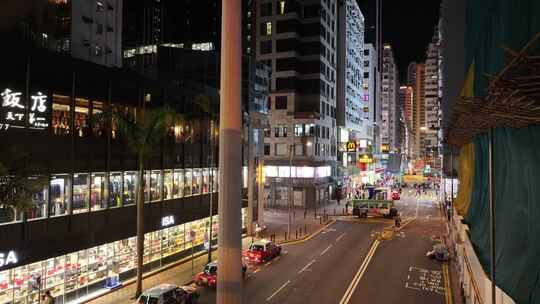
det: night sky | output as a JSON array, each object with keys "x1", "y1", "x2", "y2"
[{"x1": 357, "y1": 0, "x2": 442, "y2": 82}]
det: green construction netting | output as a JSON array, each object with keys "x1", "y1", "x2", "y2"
[
  {"x1": 464, "y1": 125, "x2": 540, "y2": 304},
  {"x1": 465, "y1": 0, "x2": 540, "y2": 97}
]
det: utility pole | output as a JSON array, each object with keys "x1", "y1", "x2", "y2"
[
  {"x1": 288, "y1": 144, "x2": 294, "y2": 239},
  {"x1": 208, "y1": 119, "x2": 214, "y2": 264},
  {"x1": 217, "y1": 0, "x2": 243, "y2": 303}
]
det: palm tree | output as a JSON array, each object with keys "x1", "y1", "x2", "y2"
[
  {"x1": 108, "y1": 104, "x2": 174, "y2": 298},
  {"x1": 109, "y1": 94, "x2": 216, "y2": 298},
  {"x1": 0, "y1": 147, "x2": 47, "y2": 222}
]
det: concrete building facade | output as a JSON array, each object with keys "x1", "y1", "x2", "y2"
[
  {"x1": 336, "y1": 0, "x2": 365, "y2": 172},
  {"x1": 381, "y1": 44, "x2": 399, "y2": 152},
  {"x1": 257, "y1": 0, "x2": 337, "y2": 208},
  {"x1": 423, "y1": 30, "x2": 441, "y2": 164}
]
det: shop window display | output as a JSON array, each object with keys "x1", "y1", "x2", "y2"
[
  {"x1": 212, "y1": 168, "x2": 218, "y2": 192},
  {"x1": 26, "y1": 181, "x2": 48, "y2": 220},
  {"x1": 150, "y1": 170, "x2": 162, "y2": 201},
  {"x1": 123, "y1": 172, "x2": 137, "y2": 206},
  {"x1": 173, "y1": 169, "x2": 183, "y2": 198},
  {"x1": 163, "y1": 170, "x2": 173, "y2": 200},
  {"x1": 50, "y1": 175, "x2": 70, "y2": 216},
  {"x1": 184, "y1": 169, "x2": 192, "y2": 196},
  {"x1": 192, "y1": 169, "x2": 201, "y2": 195},
  {"x1": 91, "y1": 172, "x2": 106, "y2": 210},
  {"x1": 52, "y1": 95, "x2": 70, "y2": 135},
  {"x1": 109, "y1": 172, "x2": 123, "y2": 207},
  {"x1": 74, "y1": 98, "x2": 90, "y2": 137},
  {"x1": 202, "y1": 169, "x2": 209, "y2": 194},
  {"x1": 92, "y1": 101, "x2": 105, "y2": 137},
  {"x1": 0, "y1": 210, "x2": 247, "y2": 304},
  {"x1": 72, "y1": 173, "x2": 89, "y2": 214}
]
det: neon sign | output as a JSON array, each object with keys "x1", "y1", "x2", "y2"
[
  {"x1": 161, "y1": 215, "x2": 175, "y2": 227},
  {"x1": 0, "y1": 251, "x2": 18, "y2": 268},
  {"x1": 0, "y1": 88, "x2": 50, "y2": 131}
]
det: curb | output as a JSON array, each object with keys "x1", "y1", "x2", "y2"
[{"x1": 277, "y1": 219, "x2": 337, "y2": 246}]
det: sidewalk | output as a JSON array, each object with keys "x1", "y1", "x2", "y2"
[
  {"x1": 260, "y1": 200, "x2": 344, "y2": 243},
  {"x1": 86, "y1": 207, "x2": 330, "y2": 304}
]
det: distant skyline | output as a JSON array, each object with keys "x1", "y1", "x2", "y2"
[{"x1": 358, "y1": 0, "x2": 441, "y2": 81}]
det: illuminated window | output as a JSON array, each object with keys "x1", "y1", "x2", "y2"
[
  {"x1": 280, "y1": 1, "x2": 286, "y2": 14},
  {"x1": 265, "y1": 22, "x2": 272, "y2": 36}
]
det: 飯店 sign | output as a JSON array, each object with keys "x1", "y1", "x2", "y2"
[
  {"x1": 0, "y1": 88, "x2": 50, "y2": 131},
  {"x1": 0, "y1": 250, "x2": 18, "y2": 268},
  {"x1": 161, "y1": 215, "x2": 175, "y2": 227},
  {"x1": 346, "y1": 141, "x2": 357, "y2": 152}
]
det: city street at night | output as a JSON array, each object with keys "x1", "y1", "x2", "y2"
[{"x1": 2, "y1": 0, "x2": 539, "y2": 303}]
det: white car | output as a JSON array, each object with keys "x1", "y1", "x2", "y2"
[{"x1": 137, "y1": 284, "x2": 199, "y2": 304}]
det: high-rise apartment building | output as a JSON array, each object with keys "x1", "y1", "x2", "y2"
[
  {"x1": 336, "y1": 0, "x2": 365, "y2": 168},
  {"x1": 362, "y1": 43, "x2": 380, "y2": 154},
  {"x1": 399, "y1": 86, "x2": 414, "y2": 159},
  {"x1": 413, "y1": 63, "x2": 425, "y2": 159},
  {"x1": 1, "y1": 0, "x2": 123, "y2": 67},
  {"x1": 381, "y1": 44, "x2": 399, "y2": 152},
  {"x1": 424, "y1": 30, "x2": 440, "y2": 162},
  {"x1": 258, "y1": 0, "x2": 337, "y2": 208}
]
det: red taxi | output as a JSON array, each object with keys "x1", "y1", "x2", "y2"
[
  {"x1": 245, "y1": 240, "x2": 281, "y2": 263},
  {"x1": 194, "y1": 261, "x2": 247, "y2": 288}
]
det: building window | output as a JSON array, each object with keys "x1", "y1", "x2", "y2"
[
  {"x1": 164, "y1": 170, "x2": 173, "y2": 199},
  {"x1": 260, "y1": 40, "x2": 272, "y2": 54},
  {"x1": 95, "y1": 45, "x2": 103, "y2": 57},
  {"x1": 50, "y1": 174, "x2": 70, "y2": 216},
  {"x1": 294, "y1": 124, "x2": 304, "y2": 137},
  {"x1": 279, "y1": 0, "x2": 286, "y2": 14},
  {"x1": 96, "y1": 1, "x2": 104, "y2": 11},
  {"x1": 72, "y1": 174, "x2": 88, "y2": 213},
  {"x1": 264, "y1": 127, "x2": 270, "y2": 137},
  {"x1": 260, "y1": 2, "x2": 272, "y2": 16},
  {"x1": 96, "y1": 23, "x2": 103, "y2": 35},
  {"x1": 90, "y1": 172, "x2": 106, "y2": 211},
  {"x1": 264, "y1": 144, "x2": 271, "y2": 155},
  {"x1": 52, "y1": 95, "x2": 70, "y2": 135},
  {"x1": 184, "y1": 169, "x2": 192, "y2": 196},
  {"x1": 364, "y1": 49, "x2": 369, "y2": 56},
  {"x1": 122, "y1": 172, "x2": 137, "y2": 205},
  {"x1": 265, "y1": 21, "x2": 272, "y2": 36},
  {"x1": 108, "y1": 172, "x2": 123, "y2": 207},
  {"x1": 275, "y1": 96, "x2": 287, "y2": 109},
  {"x1": 275, "y1": 143, "x2": 287, "y2": 156},
  {"x1": 363, "y1": 72, "x2": 369, "y2": 79},
  {"x1": 173, "y1": 169, "x2": 184, "y2": 198}
]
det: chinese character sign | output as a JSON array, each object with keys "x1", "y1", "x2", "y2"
[{"x1": 0, "y1": 88, "x2": 50, "y2": 130}]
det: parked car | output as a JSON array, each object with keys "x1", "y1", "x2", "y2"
[
  {"x1": 245, "y1": 240, "x2": 282, "y2": 263},
  {"x1": 194, "y1": 261, "x2": 247, "y2": 287},
  {"x1": 137, "y1": 284, "x2": 199, "y2": 304}
]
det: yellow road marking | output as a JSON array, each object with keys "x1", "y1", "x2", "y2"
[{"x1": 443, "y1": 263, "x2": 453, "y2": 304}]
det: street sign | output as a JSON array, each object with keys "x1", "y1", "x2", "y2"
[{"x1": 346, "y1": 141, "x2": 357, "y2": 152}]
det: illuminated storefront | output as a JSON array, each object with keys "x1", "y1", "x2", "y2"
[{"x1": 0, "y1": 209, "x2": 247, "y2": 304}]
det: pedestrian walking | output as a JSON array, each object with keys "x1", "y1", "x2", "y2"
[{"x1": 43, "y1": 291, "x2": 54, "y2": 304}]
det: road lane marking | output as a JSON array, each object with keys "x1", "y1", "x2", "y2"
[
  {"x1": 338, "y1": 239, "x2": 380, "y2": 304},
  {"x1": 265, "y1": 280, "x2": 291, "y2": 302},
  {"x1": 336, "y1": 233, "x2": 346, "y2": 242},
  {"x1": 298, "y1": 259, "x2": 317, "y2": 274},
  {"x1": 254, "y1": 268, "x2": 261, "y2": 274},
  {"x1": 320, "y1": 244, "x2": 333, "y2": 256}
]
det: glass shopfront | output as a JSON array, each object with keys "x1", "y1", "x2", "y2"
[
  {"x1": 0, "y1": 208, "x2": 247, "y2": 304},
  {"x1": 0, "y1": 166, "x2": 250, "y2": 226}
]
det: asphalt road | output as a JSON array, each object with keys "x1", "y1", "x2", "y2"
[
  {"x1": 195, "y1": 190, "x2": 449, "y2": 304},
  {"x1": 347, "y1": 191, "x2": 448, "y2": 304},
  {"x1": 197, "y1": 220, "x2": 385, "y2": 303}
]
